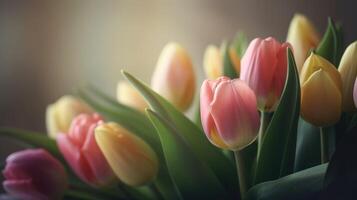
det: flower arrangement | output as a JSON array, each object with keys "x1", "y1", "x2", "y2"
[{"x1": 1, "y1": 13, "x2": 357, "y2": 200}]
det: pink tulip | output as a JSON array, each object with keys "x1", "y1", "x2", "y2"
[
  {"x1": 353, "y1": 78, "x2": 357, "y2": 108},
  {"x1": 57, "y1": 113, "x2": 115, "y2": 186},
  {"x1": 2, "y1": 149, "x2": 67, "y2": 200},
  {"x1": 240, "y1": 37, "x2": 291, "y2": 112},
  {"x1": 200, "y1": 76, "x2": 260, "y2": 150}
]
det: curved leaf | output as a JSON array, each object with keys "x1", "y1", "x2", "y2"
[
  {"x1": 233, "y1": 32, "x2": 248, "y2": 57},
  {"x1": 0, "y1": 127, "x2": 62, "y2": 160},
  {"x1": 246, "y1": 164, "x2": 327, "y2": 200},
  {"x1": 122, "y1": 71, "x2": 238, "y2": 195},
  {"x1": 254, "y1": 49, "x2": 300, "y2": 184},
  {"x1": 316, "y1": 18, "x2": 343, "y2": 66},
  {"x1": 222, "y1": 42, "x2": 238, "y2": 78},
  {"x1": 146, "y1": 109, "x2": 229, "y2": 200}
]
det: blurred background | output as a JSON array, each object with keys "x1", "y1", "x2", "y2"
[{"x1": 0, "y1": 0, "x2": 356, "y2": 160}]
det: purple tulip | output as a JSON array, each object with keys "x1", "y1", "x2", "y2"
[{"x1": 2, "y1": 149, "x2": 67, "y2": 200}]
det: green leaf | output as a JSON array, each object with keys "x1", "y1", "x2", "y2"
[
  {"x1": 77, "y1": 87, "x2": 180, "y2": 200},
  {"x1": 0, "y1": 127, "x2": 62, "y2": 160},
  {"x1": 316, "y1": 18, "x2": 344, "y2": 66},
  {"x1": 294, "y1": 118, "x2": 321, "y2": 172},
  {"x1": 122, "y1": 71, "x2": 238, "y2": 196},
  {"x1": 324, "y1": 125, "x2": 357, "y2": 188},
  {"x1": 335, "y1": 23, "x2": 344, "y2": 65},
  {"x1": 146, "y1": 109, "x2": 229, "y2": 199},
  {"x1": 221, "y1": 42, "x2": 238, "y2": 78},
  {"x1": 254, "y1": 48, "x2": 300, "y2": 184},
  {"x1": 233, "y1": 32, "x2": 248, "y2": 57},
  {"x1": 246, "y1": 164, "x2": 327, "y2": 200}
]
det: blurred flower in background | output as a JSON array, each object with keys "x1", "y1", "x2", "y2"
[
  {"x1": 46, "y1": 95, "x2": 93, "y2": 138},
  {"x1": 286, "y1": 14, "x2": 320, "y2": 73},
  {"x1": 338, "y1": 41, "x2": 357, "y2": 112},
  {"x1": 2, "y1": 149, "x2": 67, "y2": 200},
  {"x1": 151, "y1": 42, "x2": 196, "y2": 111},
  {"x1": 117, "y1": 80, "x2": 148, "y2": 112}
]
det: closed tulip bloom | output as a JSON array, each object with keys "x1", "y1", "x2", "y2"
[
  {"x1": 2, "y1": 149, "x2": 67, "y2": 200},
  {"x1": 240, "y1": 37, "x2": 290, "y2": 112},
  {"x1": 354, "y1": 78, "x2": 357, "y2": 108},
  {"x1": 46, "y1": 95, "x2": 93, "y2": 138},
  {"x1": 117, "y1": 81, "x2": 148, "y2": 111},
  {"x1": 151, "y1": 42, "x2": 195, "y2": 111},
  {"x1": 338, "y1": 41, "x2": 357, "y2": 111},
  {"x1": 287, "y1": 14, "x2": 320, "y2": 73},
  {"x1": 200, "y1": 77, "x2": 260, "y2": 150},
  {"x1": 300, "y1": 53, "x2": 342, "y2": 126},
  {"x1": 203, "y1": 45, "x2": 240, "y2": 79},
  {"x1": 95, "y1": 122, "x2": 159, "y2": 186},
  {"x1": 57, "y1": 113, "x2": 115, "y2": 186}
]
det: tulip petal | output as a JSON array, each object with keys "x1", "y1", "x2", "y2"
[
  {"x1": 151, "y1": 43, "x2": 195, "y2": 111},
  {"x1": 338, "y1": 41, "x2": 357, "y2": 111},
  {"x1": 210, "y1": 79, "x2": 260, "y2": 150},
  {"x1": 82, "y1": 123, "x2": 114, "y2": 185},
  {"x1": 301, "y1": 69, "x2": 342, "y2": 126},
  {"x1": 95, "y1": 123, "x2": 158, "y2": 186},
  {"x1": 3, "y1": 179, "x2": 47, "y2": 200},
  {"x1": 240, "y1": 37, "x2": 288, "y2": 111},
  {"x1": 300, "y1": 53, "x2": 342, "y2": 91},
  {"x1": 203, "y1": 45, "x2": 223, "y2": 79},
  {"x1": 56, "y1": 134, "x2": 95, "y2": 184}
]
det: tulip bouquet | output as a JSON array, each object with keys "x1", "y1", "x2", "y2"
[{"x1": 1, "y1": 14, "x2": 357, "y2": 200}]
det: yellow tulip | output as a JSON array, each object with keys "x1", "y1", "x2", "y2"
[
  {"x1": 151, "y1": 42, "x2": 195, "y2": 111},
  {"x1": 203, "y1": 45, "x2": 240, "y2": 79},
  {"x1": 46, "y1": 95, "x2": 92, "y2": 138},
  {"x1": 287, "y1": 14, "x2": 320, "y2": 73},
  {"x1": 338, "y1": 41, "x2": 357, "y2": 112},
  {"x1": 300, "y1": 53, "x2": 342, "y2": 126},
  {"x1": 95, "y1": 122, "x2": 159, "y2": 186},
  {"x1": 117, "y1": 81, "x2": 148, "y2": 112}
]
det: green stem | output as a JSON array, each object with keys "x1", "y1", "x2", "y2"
[
  {"x1": 320, "y1": 127, "x2": 329, "y2": 163},
  {"x1": 257, "y1": 112, "x2": 270, "y2": 159},
  {"x1": 234, "y1": 150, "x2": 247, "y2": 199},
  {"x1": 149, "y1": 181, "x2": 165, "y2": 200}
]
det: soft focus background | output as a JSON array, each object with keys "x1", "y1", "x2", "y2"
[{"x1": 0, "y1": 0, "x2": 356, "y2": 161}]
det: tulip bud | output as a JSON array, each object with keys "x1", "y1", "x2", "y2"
[
  {"x1": 46, "y1": 95, "x2": 93, "y2": 138},
  {"x1": 95, "y1": 122, "x2": 159, "y2": 186},
  {"x1": 200, "y1": 77, "x2": 260, "y2": 150},
  {"x1": 56, "y1": 113, "x2": 115, "y2": 186},
  {"x1": 240, "y1": 37, "x2": 290, "y2": 112},
  {"x1": 2, "y1": 149, "x2": 67, "y2": 200},
  {"x1": 151, "y1": 42, "x2": 195, "y2": 111},
  {"x1": 203, "y1": 45, "x2": 240, "y2": 79},
  {"x1": 338, "y1": 41, "x2": 357, "y2": 112},
  {"x1": 354, "y1": 78, "x2": 357, "y2": 108},
  {"x1": 117, "y1": 81, "x2": 148, "y2": 111},
  {"x1": 287, "y1": 14, "x2": 320, "y2": 73},
  {"x1": 300, "y1": 53, "x2": 342, "y2": 126}
]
